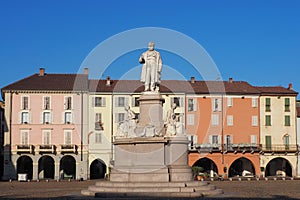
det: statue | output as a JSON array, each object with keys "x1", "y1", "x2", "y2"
[
  {"x1": 115, "y1": 106, "x2": 137, "y2": 138},
  {"x1": 139, "y1": 42, "x2": 162, "y2": 92},
  {"x1": 164, "y1": 103, "x2": 186, "y2": 136},
  {"x1": 165, "y1": 103, "x2": 177, "y2": 136}
]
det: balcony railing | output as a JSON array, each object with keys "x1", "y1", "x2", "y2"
[
  {"x1": 261, "y1": 144, "x2": 298, "y2": 153},
  {"x1": 189, "y1": 143, "x2": 261, "y2": 153},
  {"x1": 60, "y1": 144, "x2": 78, "y2": 154},
  {"x1": 38, "y1": 145, "x2": 56, "y2": 154},
  {"x1": 16, "y1": 145, "x2": 35, "y2": 154}
]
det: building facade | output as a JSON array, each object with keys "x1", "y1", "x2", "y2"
[
  {"x1": 1, "y1": 69, "x2": 89, "y2": 180},
  {"x1": 187, "y1": 79, "x2": 261, "y2": 178},
  {"x1": 256, "y1": 85, "x2": 298, "y2": 177},
  {"x1": 1, "y1": 69, "x2": 299, "y2": 180},
  {"x1": 297, "y1": 101, "x2": 300, "y2": 177},
  {"x1": 0, "y1": 101, "x2": 5, "y2": 178}
]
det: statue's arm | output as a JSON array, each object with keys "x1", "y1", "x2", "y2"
[
  {"x1": 139, "y1": 53, "x2": 145, "y2": 63},
  {"x1": 157, "y1": 52, "x2": 162, "y2": 72}
]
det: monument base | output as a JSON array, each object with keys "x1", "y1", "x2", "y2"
[{"x1": 110, "y1": 136, "x2": 192, "y2": 182}]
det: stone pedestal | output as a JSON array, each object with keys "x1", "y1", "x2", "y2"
[
  {"x1": 137, "y1": 92, "x2": 165, "y2": 133},
  {"x1": 110, "y1": 136, "x2": 192, "y2": 182}
]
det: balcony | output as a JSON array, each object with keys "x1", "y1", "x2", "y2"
[
  {"x1": 261, "y1": 144, "x2": 298, "y2": 153},
  {"x1": 60, "y1": 144, "x2": 78, "y2": 154},
  {"x1": 38, "y1": 145, "x2": 56, "y2": 154},
  {"x1": 16, "y1": 145, "x2": 35, "y2": 154},
  {"x1": 224, "y1": 143, "x2": 261, "y2": 154},
  {"x1": 191, "y1": 144, "x2": 222, "y2": 153},
  {"x1": 189, "y1": 143, "x2": 261, "y2": 154}
]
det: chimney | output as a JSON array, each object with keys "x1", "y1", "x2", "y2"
[
  {"x1": 84, "y1": 68, "x2": 89, "y2": 75},
  {"x1": 190, "y1": 77, "x2": 195, "y2": 84},
  {"x1": 39, "y1": 68, "x2": 45, "y2": 76},
  {"x1": 106, "y1": 76, "x2": 111, "y2": 86},
  {"x1": 229, "y1": 77, "x2": 233, "y2": 83},
  {"x1": 288, "y1": 83, "x2": 293, "y2": 90}
]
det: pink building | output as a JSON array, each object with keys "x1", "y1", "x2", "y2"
[{"x1": 1, "y1": 68, "x2": 89, "y2": 180}]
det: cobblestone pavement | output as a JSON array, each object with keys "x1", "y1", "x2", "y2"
[{"x1": 0, "y1": 179, "x2": 299, "y2": 200}]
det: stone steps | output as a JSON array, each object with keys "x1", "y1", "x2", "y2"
[
  {"x1": 95, "y1": 180, "x2": 209, "y2": 187},
  {"x1": 81, "y1": 181, "x2": 223, "y2": 198}
]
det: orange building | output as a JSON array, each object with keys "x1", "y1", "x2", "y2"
[{"x1": 187, "y1": 78, "x2": 261, "y2": 178}]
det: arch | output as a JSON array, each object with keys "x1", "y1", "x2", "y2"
[
  {"x1": 38, "y1": 155, "x2": 54, "y2": 179},
  {"x1": 192, "y1": 157, "x2": 218, "y2": 176},
  {"x1": 229, "y1": 157, "x2": 255, "y2": 177},
  {"x1": 265, "y1": 157, "x2": 292, "y2": 177},
  {"x1": 17, "y1": 156, "x2": 33, "y2": 179},
  {"x1": 60, "y1": 155, "x2": 76, "y2": 179},
  {"x1": 90, "y1": 159, "x2": 107, "y2": 179}
]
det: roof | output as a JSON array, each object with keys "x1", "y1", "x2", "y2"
[
  {"x1": 89, "y1": 79, "x2": 261, "y2": 94},
  {"x1": 1, "y1": 73, "x2": 88, "y2": 92},
  {"x1": 255, "y1": 86, "x2": 298, "y2": 96},
  {"x1": 1, "y1": 72, "x2": 297, "y2": 97}
]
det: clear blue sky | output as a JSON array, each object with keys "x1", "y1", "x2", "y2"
[{"x1": 1, "y1": 0, "x2": 300, "y2": 99}]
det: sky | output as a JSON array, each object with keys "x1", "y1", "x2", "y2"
[{"x1": 0, "y1": 0, "x2": 300, "y2": 99}]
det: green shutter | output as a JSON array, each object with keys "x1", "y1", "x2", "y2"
[
  {"x1": 265, "y1": 115, "x2": 271, "y2": 126},
  {"x1": 285, "y1": 115, "x2": 290, "y2": 126},
  {"x1": 285, "y1": 98, "x2": 290, "y2": 111},
  {"x1": 265, "y1": 98, "x2": 271, "y2": 111},
  {"x1": 265, "y1": 136, "x2": 272, "y2": 150}
]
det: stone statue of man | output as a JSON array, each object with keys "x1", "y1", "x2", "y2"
[{"x1": 139, "y1": 42, "x2": 162, "y2": 91}]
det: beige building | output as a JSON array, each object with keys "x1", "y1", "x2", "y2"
[
  {"x1": 87, "y1": 78, "x2": 188, "y2": 179},
  {"x1": 256, "y1": 84, "x2": 298, "y2": 177}
]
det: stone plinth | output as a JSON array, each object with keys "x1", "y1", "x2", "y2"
[
  {"x1": 110, "y1": 136, "x2": 192, "y2": 183},
  {"x1": 137, "y1": 92, "x2": 165, "y2": 132}
]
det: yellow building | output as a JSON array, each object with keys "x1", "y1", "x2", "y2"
[{"x1": 256, "y1": 84, "x2": 298, "y2": 177}]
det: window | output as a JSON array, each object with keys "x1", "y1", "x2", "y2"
[
  {"x1": 213, "y1": 98, "x2": 222, "y2": 112},
  {"x1": 227, "y1": 97, "x2": 233, "y2": 107},
  {"x1": 21, "y1": 112, "x2": 29, "y2": 124},
  {"x1": 227, "y1": 115, "x2": 233, "y2": 126},
  {"x1": 115, "y1": 97, "x2": 128, "y2": 107},
  {"x1": 93, "y1": 97, "x2": 106, "y2": 107},
  {"x1": 209, "y1": 135, "x2": 220, "y2": 145},
  {"x1": 115, "y1": 113, "x2": 125, "y2": 123},
  {"x1": 283, "y1": 135, "x2": 289, "y2": 149},
  {"x1": 187, "y1": 98, "x2": 197, "y2": 111},
  {"x1": 284, "y1": 115, "x2": 291, "y2": 126},
  {"x1": 64, "y1": 112, "x2": 72, "y2": 124},
  {"x1": 284, "y1": 98, "x2": 290, "y2": 112},
  {"x1": 43, "y1": 112, "x2": 51, "y2": 124},
  {"x1": 252, "y1": 116, "x2": 258, "y2": 126},
  {"x1": 252, "y1": 98, "x2": 258, "y2": 108},
  {"x1": 95, "y1": 113, "x2": 103, "y2": 130},
  {"x1": 250, "y1": 135, "x2": 257, "y2": 145},
  {"x1": 43, "y1": 96, "x2": 51, "y2": 110},
  {"x1": 132, "y1": 97, "x2": 140, "y2": 107},
  {"x1": 188, "y1": 135, "x2": 198, "y2": 147},
  {"x1": 265, "y1": 115, "x2": 271, "y2": 126},
  {"x1": 20, "y1": 130, "x2": 29, "y2": 145},
  {"x1": 171, "y1": 97, "x2": 183, "y2": 107},
  {"x1": 64, "y1": 130, "x2": 72, "y2": 145},
  {"x1": 225, "y1": 135, "x2": 232, "y2": 149},
  {"x1": 42, "y1": 130, "x2": 51, "y2": 145},
  {"x1": 65, "y1": 96, "x2": 72, "y2": 110},
  {"x1": 212, "y1": 114, "x2": 219, "y2": 125},
  {"x1": 265, "y1": 135, "x2": 272, "y2": 150},
  {"x1": 187, "y1": 114, "x2": 194, "y2": 125},
  {"x1": 265, "y1": 98, "x2": 271, "y2": 112},
  {"x1": 21, "y1": 96, "x2": 29, "y2": 110},
  {"x1": 95, "y1": 132, "x2": 102, "y2": 143}
]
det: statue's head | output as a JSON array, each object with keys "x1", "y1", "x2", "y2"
[{"x1": 148, "y1": 42, "x2": 155, "y2": 51}]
